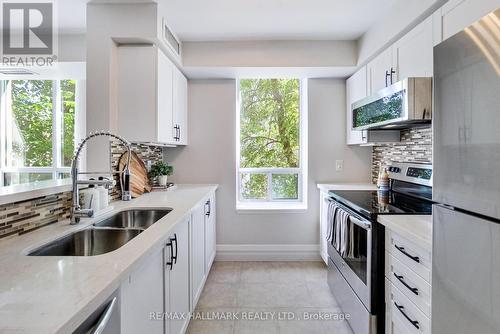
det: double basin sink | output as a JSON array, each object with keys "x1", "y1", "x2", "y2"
[{"x1": 28, "y1": 209, "x2": 171, "y2": 257}]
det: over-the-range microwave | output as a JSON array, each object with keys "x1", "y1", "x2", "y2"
[{"x1": 352, "y1": 77, "x2": 432, "y2": 131}]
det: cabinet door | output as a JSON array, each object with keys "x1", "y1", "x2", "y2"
[
  {"x1": 173, "y1": 67, "x2": 188, "y2": 145},
  {"x1": 204, "y1": 193, "x2": 216, "y2": 272},
  {"x1": 319, "y1": 192, "x2": 329, "y2": 264},
  {"x1": 393, "y1": 16, "x2": 433, "y2": 81},
  {"x1": 190, "y1": 203, "x2": 206, "y2": 310},
  {"x1": 121, "y1": 250, "x2": 164, "y2": 334},
  {"x1": 157, "y1": 48, "x2": 175, "y2": 144},
  {"x1": 367, "y1": 47, "x2": 394, "y2": 94},
  {"x1": 346, "y1": 67, "x2": 368, "y2": 145},
  {"x1": 440, "y1": 0, "x2": 499, "y2": 41},
  {"x1": 117, "y1": 46, "x2": 157, "y2": 143},
  {"x1": 167, "y1": 218, "x2": 190, "y2": 334}
]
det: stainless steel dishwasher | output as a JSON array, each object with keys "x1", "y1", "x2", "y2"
[{"x1": 73, "y1": 291, "x2": 120, "y2": 334}]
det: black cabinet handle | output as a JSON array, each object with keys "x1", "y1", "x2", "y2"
[
  {"x1": 205, "y1": 200, "x2": 211, "y2": 217},
  {"x1": 171, "y1": 233, "x2": 178, "y2": 264},
  {"x1": 385, "y1": 70, "x2": 390, "y2": 87},
  {"x1": 390, "y1": 67, "x2": 396, "y2": 85},
  {"x1": 165, "y1": 240, "x2": 174, "y2": 270},
  {"x1": 393, "y1": 272, "x2": 419, "y2": 295},
  {"x1": 394, "y1": 302, "x2": 420, "y2": 329},
  {"x1": 394, "y1": 244, "x2": 420, "y2": 263},
  {"x1": 178, "y1": 125, "x2": 181, "y2": 141}
]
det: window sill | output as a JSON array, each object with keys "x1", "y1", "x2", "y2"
[
  {"x1": 236, "y1": 202, "x2": 307, "y2": 214},
  {"x1": 0, "y1": 179, "x2": 72, "y2": 206}
]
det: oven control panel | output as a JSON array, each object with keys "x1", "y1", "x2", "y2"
[{"x1": 387, "y1": 162, "x2": 433, "y2": 187}]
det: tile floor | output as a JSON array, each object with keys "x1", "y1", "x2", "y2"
[{"x1": 187, "y1": 261, "x2": 353, "y2": 334}]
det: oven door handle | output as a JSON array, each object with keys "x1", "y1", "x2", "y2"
[
  {"x1": 328, "y1": 199, "x2": 372, "y2": 230},
  {"x1": 348, "y1": 215, "x2": 372, "y2": 230}
]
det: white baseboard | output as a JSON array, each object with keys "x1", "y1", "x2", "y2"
[{"x1": 215, "y1": 244, "x2": 321, "y2": 261}]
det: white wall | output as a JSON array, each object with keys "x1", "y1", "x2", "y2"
[
  {"x1": 165, "y1": 79, "x2": 371, "y2": 247},
  {"x1": 59, "y1": 34, "x2": 86, "y2": 62},
  {"x1": 183, "y1": 40, "x2": 357, "y2": 68}
]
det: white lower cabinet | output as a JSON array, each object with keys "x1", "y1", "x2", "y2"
[
  {"x1": 165, "y1": 217, "x2": 190, "y2": 334},
  {"x1": 121, "y1": 249, "x2": 164, "y2": 334},
  {"x1": 204, "y1": 193, "x2": 216, "y2": 273},
  {"x1": 385, "y1": 230, "x2": 432, "y2": 334},
  {"x1": 121, "y1": 191, "x2": 217, "y2": 334},
  {"x1": 190, "y1": 201, "x2": 207, "y2": 309},
  {"x1": 319, "y1": 191, "x2": 329, "y2": 265},
  {"x1": 121, "y1": 218, "x2": 191, "y2": 334},
  {"x1": 190, "y1": 191, "x2": 217, "y2": 310}
]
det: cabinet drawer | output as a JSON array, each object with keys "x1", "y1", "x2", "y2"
[
  {"x1": 386, "y1": 278, "x2": 431, "y2": 334},
  {"x1": 386, "y1": 252, "x2": 431, "y2": 317},
  {"x1": 386, "y1": 230, "x2": 431, "y2": 283}
]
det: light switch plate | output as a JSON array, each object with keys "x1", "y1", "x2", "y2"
[{"x1": 336, "y1": 160, "x2": 344, "y2": 171}]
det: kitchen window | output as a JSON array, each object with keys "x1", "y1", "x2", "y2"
[
  {"x1": 236, "y1": 78, "x2": 308, "y2": 210},
  {"x1": 0, "y1": 80, "x2": 82, "y2": 187}
]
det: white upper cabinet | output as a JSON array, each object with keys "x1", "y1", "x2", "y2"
[
  {"x1": 346, "y1": 67, "x2": 368, "y2": 145},
  {"x1": 366, "y1": 16, "x2": 434, "y2": 97},
  {"x1": 173, "y1": 66, "x2": 188, "y2": 145},
  {"x1": 117, "y1": 45, "x2": 188, "y2": 146},
  {"x1": 392, "y1": 16, "x2": 434, "y2": 81},
  {"x1": 367, "y1": 47, "x2": 394, "y2": 94},
  {"x1": 437, "y1": 0, "x2": 500, "y2": 42}
]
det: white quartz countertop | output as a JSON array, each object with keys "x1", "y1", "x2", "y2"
[
  {"x1": 317, "y1": 182, "x2": 377, "y2": 192},
  {"x1": 377, "y1": 215, "x2": 432, "y2": 250},
  {"x1": 0, "y1": 184, "x2": 218, "y2": 334}
]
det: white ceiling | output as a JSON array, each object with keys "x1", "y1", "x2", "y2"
[
  {"x1": 164, "y1": 0, "x2": 399, "y2": 41},
  {"x1": 58, "y1": 0, "x2": 399, "y2": 40}
]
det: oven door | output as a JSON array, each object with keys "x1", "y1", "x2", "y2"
[{"x1": 327, "y1": 199, "x2": 372, "y2": 311}]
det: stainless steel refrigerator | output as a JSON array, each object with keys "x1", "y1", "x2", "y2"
[{"x1": 433, "y1": 8, "x2": 500, "y2": 334}]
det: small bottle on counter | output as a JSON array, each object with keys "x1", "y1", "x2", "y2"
[{"x1": 378, "y1": 167, "x2": 390, "y2": 191}]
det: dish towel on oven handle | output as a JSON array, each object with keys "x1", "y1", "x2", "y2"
[{"x1": 326, "y1": 200, "x2": 361, "y2": 259}]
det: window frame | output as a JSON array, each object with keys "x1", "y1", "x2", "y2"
[
  {"x1": 0, "y1": 79, "x2": 82, "y2": 187},
  {"x1": 235, "y1": 78, "x2": 308, "y2": 211}
]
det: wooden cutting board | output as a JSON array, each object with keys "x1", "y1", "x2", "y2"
[{"x1": 118, "y1": 151, "x2": 152, "y2": 198}]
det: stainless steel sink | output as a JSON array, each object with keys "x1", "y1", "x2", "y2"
[
  {"x1": 27, "y1": 209, "x2": 171, "y2": 256},
  {"x1": 28, "y1": 228, "x2": 142, "y2": 256},
  {"x1": 93, "y1": 209, "x2": 171, "y2": 230}
]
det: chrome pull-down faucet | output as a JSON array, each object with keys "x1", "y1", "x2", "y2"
[{"x1": 70, "y1": 131, "x2": 132, "y2": 225}]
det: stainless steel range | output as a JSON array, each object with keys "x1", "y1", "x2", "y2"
[{"x1": 326, "y1": 162, "x2": 433, "y2": 334}]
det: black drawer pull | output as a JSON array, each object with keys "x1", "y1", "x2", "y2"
[
  {"x1": 394, "y1": 302, "x2": 420, "y2": 329},
  {"x1": 393, "y1": 272, "x2": 419, "y2": 295},
  {"x1": 394, "y1": 244, "x2": 420, "y2": 263}
]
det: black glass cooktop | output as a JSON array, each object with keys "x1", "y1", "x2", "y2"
[{"x1": 328, "y1": 190, "x2": 433, "y2": 220}]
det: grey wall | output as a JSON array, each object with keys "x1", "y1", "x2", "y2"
[{"x1": 165, "y1": 78, "x2": 371, "y2": 246}]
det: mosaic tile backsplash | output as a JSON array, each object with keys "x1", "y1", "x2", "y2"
[
  {"x1": 0, "y1": 192, "x2": 72, "y2": 240},
  {"x1": 0, "y1": 142, "x2": 164, "y2": 240},
  {"x1": 372, "y1": 126, "x2": 432, "y2": 183}
]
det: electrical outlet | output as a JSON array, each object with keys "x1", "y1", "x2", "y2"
[{"x1": 336, "y1": 160, "x2": 344, "y2": 171}]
